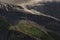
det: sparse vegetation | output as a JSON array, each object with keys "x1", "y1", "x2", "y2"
[
  {"x1": 0, "y1": 17, "x2": 36, "y2": 40},
  {"x1": 17, "y1": 20, "x2": 55, "y2": 40},
  {"x1": 0, "y1": 16, "x2": 10, "y2": 30}
]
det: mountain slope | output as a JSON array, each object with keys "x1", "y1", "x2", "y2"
[
  {"x1": 0, "y1": 2, "x2": 60, "y2": 40},
  {"x1": 27, "y1": 1, "x2": 60, "y2": 36}
]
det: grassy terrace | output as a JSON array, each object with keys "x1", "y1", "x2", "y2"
[{"x1": 17, "y1": 20, "x2": 55, "y2": 40}]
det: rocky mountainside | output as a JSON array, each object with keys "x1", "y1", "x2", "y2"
[
  {"x1": 27, "y1": 2, "x2": 60, "y2": 19},
  {"x1": 0, "y1": 2, "x2": 60, "y2": 40}
]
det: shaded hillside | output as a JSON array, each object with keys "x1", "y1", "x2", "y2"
[
  {"x1": 0, "y1": 2, "x2": 60, "y2": 40},
  {"x1": 1, "y1": 8, "x2": 60, "y2": 35},
  {"x1": 27, "y1": 2, "x2": 60, "y2": 36},
  {"x1": 0, "y1": 17, "x2": 36, "y2": 40},
  {"x1": 0, "y1": 16, "x2": 56, "y2": 40},
  {"x1": 29, "y1": 2, "x2": 60, "y2": 19}
]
